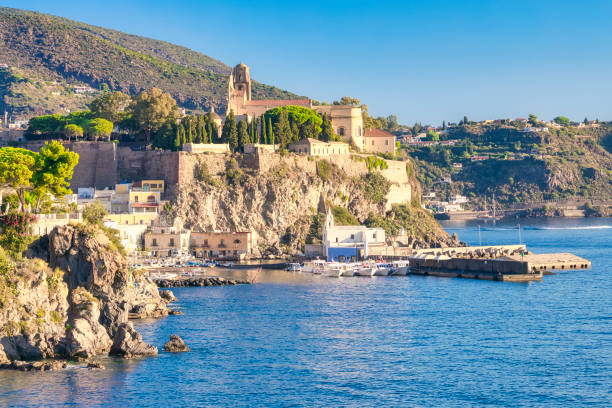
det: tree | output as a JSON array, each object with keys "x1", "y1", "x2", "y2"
[
  {"x1": 528, "y1": 114, "x2": 538, "y2": 126},
  {"x1": 83, "y1": 200, "x2": 108, "y2": 226},
  {"x1": 31, "y1": 141, "x2": 79, "y2": 210},
  {"x1": 386, "y1": 115, "x2": 399, "y2": 131},
  {"x1": 333, "y1": 96, "x2": 360, "y2": 106},
  {"x1": 425, "y1": 130, "x2": 440, "y2": 142},
  {"x1": 267, "y1": 117, "x2": 274, "y2": 145},
  {"x1": 0, "y1": 147, "x2": 38, "y2": 215},
  {"x1": 26, "y1": 114, "x2": 65, "y2": 138},
  {"x1": 553, "y1": 116, "x2": 571, "y2": 126},
  {"x1": 442, "y1": 120, "x2": 446, "y2": 130},
  {"x1": 173, "y1": 125, "x2": 181, "y2": 151},
  {"x1": 273, "y1": 110, "x2": 292, "y2": 147},
  {"x1": 463, "y1": 116, "x2": 469, "y2": 125},
  {"x1": 129, "y1": 88, "x2": 179, "y2": 143},
  {"x1": 299, "y1": 119, "x2": 317, "y2": 140},
  {"x1": 222, "y1": 111, "x2": 238, "y2": 151},
  {"x1": 412, "y1": 122, "x2": 423, "y2": 136},
  {"x1": 88, "y1": 91, "x2": 130, "y2": 123},
  {"x1": 237, "y1": 120, "x2": 250, "y2": 150},
  {"x1": 0, "y1": 142, "x2": 78, "y2": 216},
  {"x1": 87, "y1": 118, "x2": 114, "y2": 141},
  {"x1": 584, "y1": 117, "x2": 589, "y2": 125},
  {"x1": 64, "y1": 124, "x2": 83, "y2": 142},
  {"x1": 320, "y1": 114, "x2": 335, "y2": 142}
]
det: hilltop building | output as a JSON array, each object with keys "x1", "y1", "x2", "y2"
[
  {"x1": 227, "y1": 63, "x2": 365, "y2": 150},
  {"x1": 363, "y1": 129, "x2": 396, "y2": 154},
  {"x1": 288, "y1": 138, "x2": 350, "y2": 156}
]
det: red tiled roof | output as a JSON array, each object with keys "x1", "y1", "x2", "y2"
[
  {"x1": 246, "y1": 99, "x2": 311, "y2": 107},
  {"x1": 364, "y1": 128, "x2": 395, "y2": 138}
]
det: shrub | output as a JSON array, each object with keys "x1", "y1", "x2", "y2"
[
  {"x1": 82, "y1": 201, "x2": 107, "y2": 226},
  {"x1": 332, "y1": 206, "x2": 359, "y2": 225},
  {"x1": 359, "y1": 172, "x2": 391, "y2": 204},
  {"x1": 366, "y1": 156, "x2": 388, "y2": 172}
]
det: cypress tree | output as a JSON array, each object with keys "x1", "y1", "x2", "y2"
[
  {"x1": 249, "y1": 119, "x2": 255, "y2": 143},
  {"x1": 320, "y1": 113, "x2": 335, "y2": 142},
  {"x1": 261, "y1": 115, "x2": 267, "y2": 144},
  {"x1": 238, "y1": 120, "x2": 249, "y2": 150},
  {"x1": 187, "y1": 119, "x2": 193, "y2": 143},
  {"x1": 267, "y1": 117, "x2": 274, "y2": 145},
  {"x1": 174, "y1": 124, "x2": 181, "y2": 151}
]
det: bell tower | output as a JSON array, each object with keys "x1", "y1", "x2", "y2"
[{"x1": 227, "y1": 63, "x2": 251, "y2": 115}]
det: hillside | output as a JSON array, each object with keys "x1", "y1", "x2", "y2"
[
  {"x1": 408, "y1": 121, "x2": 612, "y2": 209},
  {"x1": 0, "y1": 7, "x2": 298, "y2": 119}
]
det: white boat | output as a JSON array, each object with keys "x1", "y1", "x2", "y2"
[
  {"x1": 389, "y1": 261, "x2": 409, "y2": 276},
  {"x1": 371, "y1": 263, "x2": 392, "y2": 276},
  {"x1": 302, "y1": 260, "x2": 327, "y2": 274},
  {"x1": 286, "y1": 263, "x2": 303, "y2": 272}
]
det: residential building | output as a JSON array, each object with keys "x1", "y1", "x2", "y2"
[
  {"x1": 450, "y1": 195, "x2": 468, "y2": 205},
  {"x1": 363, "y1": 129, "x2": 396, "y2": 154},
  {"x1": 143, "y1": 218, "x2": 191, "y2": 258},
  {"x1": 288, "y1": 138, "x2": 350, "y2": 156},
  {"x1": 423, "y1": 192, "x2": 436, "y2": 200},
  {"x1": 322, "y1": 207, "x2": 386, "y2": 261},
  {"x1": 189, "y1": 230, "x2": 257, "y2": 260}
]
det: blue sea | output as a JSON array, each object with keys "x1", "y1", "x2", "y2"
[{"x1": 0, "y1": 218, "x2": 610, "y2": 407}]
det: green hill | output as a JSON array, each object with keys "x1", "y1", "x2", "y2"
[{"x1": 0, "y1": 7, "x2": 298, "y2": 119}]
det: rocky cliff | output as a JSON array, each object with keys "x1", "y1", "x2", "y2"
[
  {"x1": 168, "y1": 153, "x2": 458, "y2": 256},
  {"x1": 0, "y1": 224, "x2": 170, "y2": 365}
]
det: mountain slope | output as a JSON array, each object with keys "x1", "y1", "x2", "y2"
[{"x1": 0, "y1": 7, "x2": 298, "y2": 118}]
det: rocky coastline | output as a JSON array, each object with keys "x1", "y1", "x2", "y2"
[
  {"x1": 153, "y1": 276, "x2": 250, "y2": 288},
  {"x1": 0, "y1": 224, "x2": 177, "y2": 370}
]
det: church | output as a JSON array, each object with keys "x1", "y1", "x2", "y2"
[{"x1": 227, "y1": 63, "x2": 365, "y2": 150}]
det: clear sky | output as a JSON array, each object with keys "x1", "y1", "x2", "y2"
[{"x1": 4, "y1": 0, "x2": 612, "y2": 125}]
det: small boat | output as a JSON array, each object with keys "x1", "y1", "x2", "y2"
[
  {"x1": 371, "y1": 263, "x2": 392, "y2": 276},
  {"x1": 302, "y1": 260, "x2": 327, "y2": 274},
  {"x1": 389, "y1": 261, "x2": 409, "y2": 276},
  {"x1": 286, "y1": 263, "x2": 303, "y2": 272}
]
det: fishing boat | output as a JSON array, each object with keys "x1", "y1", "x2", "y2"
[
  {"x1": 302, "y1": 260, "x2": 327, "y2": 274},
  {"x1": 389, "y1": 261, "x2": 409, "y2": 276},
  {"x1": 286, "y1": 263, "x2": 303, "y2": 272}
]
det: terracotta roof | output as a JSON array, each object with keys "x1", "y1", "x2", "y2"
[
  {"x1": 246, "y1": 99, "x2": 311, "y2": 107},
  {"x1": 364, "y1": 128, "x2": 395, "y2": 138}
]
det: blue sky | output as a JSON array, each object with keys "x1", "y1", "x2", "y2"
[{"x1": 4, "y1": 0, "x2": 612, "y2": 124}]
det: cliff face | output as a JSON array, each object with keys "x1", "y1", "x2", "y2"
[
  {"x1": 169, "y1": 153, "x2": 456, "y2": 255},
  {"x1": 0, "y1": 225, "x2": 169, "y2": 364}
]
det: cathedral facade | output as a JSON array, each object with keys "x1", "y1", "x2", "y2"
[{"x1": 227, "y1": 63, "x2": 365, "y2": 150}]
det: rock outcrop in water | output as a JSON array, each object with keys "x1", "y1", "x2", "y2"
[
  {"x1": 163, "y1": 334, "x2": 190, "y2": 352},
  {"x1": 0, "y1": 224, "x2": 168, "y2": 365}
]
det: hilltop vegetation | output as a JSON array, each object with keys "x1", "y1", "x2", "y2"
[
  {"x1": 407, "y1": 119, "x2": 612, "y2": 207},
  {"x1": 0, "y1": 7, "x2": 298, "y2": 119}
]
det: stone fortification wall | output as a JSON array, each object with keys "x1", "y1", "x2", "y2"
[
  {"x1": 23, "y1": 141, "x2": 118, "y2": 189},
  {"x1": 20, "y1": 142, "x2": 411, "y2": 207}
]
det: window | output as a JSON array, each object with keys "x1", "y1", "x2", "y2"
[
  {"x1": 203, "y1": 239, "x2": 209, "y2": 247},
  {"x1": 234, "y1": 239, "x2": 241, "y2": 244},
  {"x1": 335, "y1": 237, "x2": 338, "y2": 243},
  {"x1": 169, "y1": 238, "x2": 175, "y2": 247},
  {"x1": 373, "y1": 233, "x2": 377, "y2": 239},
  {"x1": 385, "y1": 140, "x2": 389, "y2": 145},
  {"x1": 134, "y1": 196, "x2": 139, "y2": 202},
  {"x1": 338, "y1": 127, "x2": 345, "y2": 136},
  {"x1": 147, "y1": 195, "x2": 156, "y2": 203},
  {"x1": 372, "y1": 141, "x2": 374, "y2": 145},
  {"x1": 140, "y1": 220, "x2": 143, "y2": 225},
  {"x1": 152, "y1": 238, "x2": 158, "y2": 247},
  {"x1": 350, "y1": 234, "x2": 355, "y2": 240}
]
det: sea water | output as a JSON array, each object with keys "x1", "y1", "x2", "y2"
[{"x1": 0, "y1": 218, "x2": 610, "y2": 407}]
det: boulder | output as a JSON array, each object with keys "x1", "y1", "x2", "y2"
[
  {"x1": 64, "y1": 288, "x2": 112, "y2": 359},
  {"x1": 86, "y1": 361, "x2": 105, "y2": 370},
  {"x1": 109, "y1": 323, "x2": 158, "y2": 358},
  {"x1": 163, "y1": 335, "x2": 190, "y2": 352},
  {"x1": 159, "y1": 290, "x2": 177, "y2": 303}
]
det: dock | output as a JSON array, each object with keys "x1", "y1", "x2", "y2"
[{"x1": 408, "y1": 251, "x2": 591, "y2": 282}]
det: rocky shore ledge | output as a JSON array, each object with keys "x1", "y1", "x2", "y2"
[
  {"x1": 0, "y1": 225, "x2": 177, "y2": 369},
  {"x1": 153, "y1": 276, "x2": 249, "y2": 288}
]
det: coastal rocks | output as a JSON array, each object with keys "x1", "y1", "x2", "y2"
[
  {"x1": 86, "y1": 361, "x2": 105, "y2": 370},
  {"x1": 0, "y1": 360, "x2": 66, "y2": 371},
  {"x1": 109, "y1": 322, "x2": 158, "y2": 359},
  {"x1": 64, "y1": 287, "x2": 112, "y2": 359},
  {"x1": 153, "y1": 277, "x2": 248, "y2": 288},
  {"x1": 163, "y1": 334, "x2": 190, "y2": 352},
  {"x1": 159, "y1": 290, "x2": 177, "y2": 303}
]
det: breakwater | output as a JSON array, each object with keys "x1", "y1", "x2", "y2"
[{"x1": 153, "y1": 276, "x2": 250, "y2": 288}]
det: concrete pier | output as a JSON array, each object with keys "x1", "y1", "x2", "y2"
[{"x1": 408, "y1": 251, "x2": 590, "y2": 282}]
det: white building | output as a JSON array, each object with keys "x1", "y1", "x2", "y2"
[
  {"x1": 322, "y1": 207, "x2": 386, "y2": 261},
  {"x1": 450, "y1": 195, "x2": 468, "y2": 205}
]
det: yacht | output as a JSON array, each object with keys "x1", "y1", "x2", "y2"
[
  {"x1": 286, "y1": 263, "x2": 303, "y2": 272},
  {"x1": 389, "y1": 261, "x2": 409, "y2": 276},
  {"x1": 302, "y1": 260, "x2": 327, "y2": 274}
]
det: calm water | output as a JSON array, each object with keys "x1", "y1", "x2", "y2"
[{"x1": 0, "y1": 218, "x2": 610, "y2": 407}]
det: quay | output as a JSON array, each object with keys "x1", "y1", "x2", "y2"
[{"x1": 408, "y1": 251, "x2": 591, "y2": 282}]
